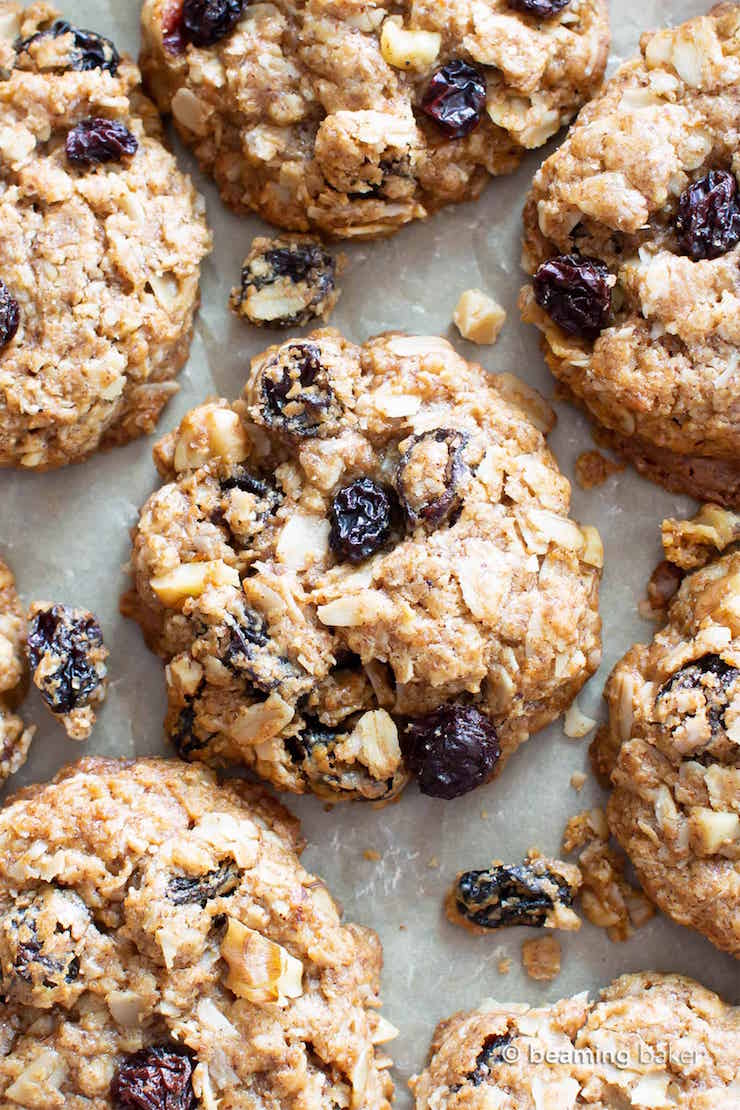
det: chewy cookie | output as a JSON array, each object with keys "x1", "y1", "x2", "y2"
[
  {"x1": 410, "y1": 972, "x2": 740, "y2": 1109},
  {"x1": 593, "y1": 508, "x2": 740, "y2": 958},
  {"x1": 0, "y1": 559, "x2": 32, "y2": 783},
  {"x1": 520, "y1": 3, "x2": 740, "y2": 506},
  {"x1": 0, "y1": 2, "x2": 211, "y2": 470},
  {"x1": 139, "y1": 0, "x2": 609, "y2": 239},
  {"x1": 123, "y1": 330, "x2": 602, "y2": 803},
  {"x1": 0, "y1": 757, "x2": 395, "y2": 1107}
]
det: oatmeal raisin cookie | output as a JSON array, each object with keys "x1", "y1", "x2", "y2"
[
  {"x1": 123, "y1": 330, "x2": 602, "y2": 803},
  {"x1": 140, "y1": 0, "x2": 609, "y2": 238}
]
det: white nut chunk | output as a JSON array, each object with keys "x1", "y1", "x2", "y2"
[
  {"x1": 380, "y1": 18, "x2": 441, "y2": 71},
  {"x1": 221, "y1": 918, "x2": 304, "y2": 1005},
  {"x1": 351, "y1": 710, "x2": 402, "y2": 779},
  {"x1": 151, "y1": 560, "x2": 241, "y2": 607},
  {"x1": 174, "y1": 404, "x2": 250, "y2": 471},
  {"x1": 453, "y1": 289, "x2": 507, "y2": 345}
]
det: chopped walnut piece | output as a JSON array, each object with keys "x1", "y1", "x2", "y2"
[
  {"x1": 221, "y1": 918, "x2": 304, "y2": 1005},
  {"x1": 563, "y1": 697, "x2": 597, "y2": 739},
  {"x1": 521, "y1": 935, "x2": 561, "y2": 981},
  {"x1": 574, "y1": 450, "x2": 624, "y2": 490},
  {"x1": 563, "y1": 809, "x2": 654, "y2": 941},
  {"x1": 453, "y1": 289, "x2": 507, "y2": 346}
]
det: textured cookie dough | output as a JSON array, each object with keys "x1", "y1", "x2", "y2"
[
  {"x1": 446, "y1": 854, "x2": 582, "y2": 934},
  {"x1": 27, "y1": 602, "x2": 109, "y2": 740},
  {"x1": 0, "y1": 559, "x2": 33, "y2": 783},
  {"x1": 593, "y1": 510, "x2": 740, "y2": 957},
  {"x1": 520, "y1": 3, "x2": 740, "y2": 505},
  {"x1": 139, "y1": 0, "x2": 609, "y2": 239},
  {"x1": 410, "y1": 973, "x2": 740, "y2": 1110},
  {"x1": 123, "y1": 329, "x2": 602, "y2": 803},
  {"x1": 0, "y1": 757, "x2": 396, "y2": 1109},
  {"x1": 0, "y1": 2, "x2": 211, "y2": 470},
  {"x1": 230, "y1": 235, "x2": 341, "y2": 328}
]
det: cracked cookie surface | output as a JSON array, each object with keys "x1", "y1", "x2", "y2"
[
  {"x1": 139, "y1": 0, "x2": 609, "y2": 239},
  {"x1": 123, "y1": 330, "x2": 602, "y2": 803},
  {"x1": 593, "y1": 508, "x2": 740, "y2": 958},
  {"x1": 0, "y1": 558, "x2": 33, "y2": 783},
  {"x1": 0, "y1": 756, "x2": 395, "y2": 1109},
  {"x1": 410, "y1": 972, "x2": 740, "y2": 1110},
  {"x1": 520, "y1": 3, "x2": 740, "y2": 506},
  {"x1": 0, "y1": 2, "x2": 211, "y2": 470}
]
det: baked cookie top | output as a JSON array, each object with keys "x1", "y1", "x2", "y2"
[
  {"x1": 594, "y1": 507, "x2": 740, "y2": 958},
  {"x1": 139, "y1": 0, "x2": 609, "y2": 238},
  {"x1": 520, "y1": 3, "x2": 740, "y2": 503},
  {"x1": 123, "y1": 330, "x2": 602, "y2": 803},
  {"x1": 0, "y1": 2, "x2": 211, "y2": 470},
  {"x1": 0, "y1": 756, "x2": 395, "y2": 1109},
  {"x1": 410, "y1": 972, "x2": 740, "y2": 1109}
]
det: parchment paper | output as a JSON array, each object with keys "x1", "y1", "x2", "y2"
[{"x1": 1, "y1": 1, "x2": 738, "y2": 1101}]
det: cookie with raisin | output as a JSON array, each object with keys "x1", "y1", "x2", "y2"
[
  {"x1": 139, "y1": 0, "x2": 609, "y2": 238},
  {"x1": 123, "y1": 329, "x2": 602, "y2": 803},
  {"x1": 0, "y1": 2, "x2": 211, "y2": 469},
  {"x1": 520, "y1": 3, "x2": 740, "y2": 505}
]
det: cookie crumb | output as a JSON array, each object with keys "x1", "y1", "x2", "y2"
[
  {"x1": 453, "y1": 289, "x2": 506, "y2": 345},
  {"x1": 480, "y1": 809, "x2": 488, "y2": 819},
  {"x1": 497, "y1": 957, "x2": 511, "y2": 975},
  {"x1": 570, "y1": 772, "x2": 587, "y2": 791},
  {"x1": 575, "y1": 450, "x2": 624, "y2": 490},
  {"x1": 230, "y1": 235, "x2": 341, "y2": 328},
  {"x1": 563, "y1": 697, "x2": 597, "y2": 739},
  {"x1": 27, "y1": 603, "x2": 109, "y2": 741},
  {"x1": 521, "y1": 935, "x2": 561, "y2": 981},
  {"x1": 563, "y1": 809, "x2": 654, "y2": 942},
  {"x1": 427, "y1": 856, "x2": 440, "y2": 869},
  {"x1": 446, "y1": 854, "x2": 582, "y2": 934},
  {"x1": 363, "y1": 849, "x2": 381, "y2": 862}
]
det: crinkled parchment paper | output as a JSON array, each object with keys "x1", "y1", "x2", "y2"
[{"x1": 1, "y1": 0, "x2": 737, "y2": 1102}]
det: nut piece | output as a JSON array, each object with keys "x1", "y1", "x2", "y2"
[
  {"x1": 521, "y1": 935, "x2": 561, "y2": 981},
  {"x1": 173, "y1": 404, "x2": 250, "y2": 472},
  {"x1": 150, "y1": 561, "x2": 241, "y2": 607},
  {"x1": 563, "y1": 697, "x2": 597, "y2": 739},
  {"x1": 380, "y1": 18, "x2": 441, "y2": 71},
  {"x1": 221, "y1": 917, "x2": 304, "y2": 1005},
  {"x1": 350, "y1": 709, "x2": 402, "y2": 779},
  {"x1": 453, "y1": 289, "x2": 507, "y2": 345}
]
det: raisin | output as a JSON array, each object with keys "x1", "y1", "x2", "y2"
[
  {"x1": 453, "y1": 864, "x2": 574, "y2": 929},
  {"x1": 168, "y1": 860, "x2": 240, "y2": 906},
  {"x1": 258, "y1": 342, "x2": 341, "y2": 438},
  {"x1": 16, "y1": 20, "x2": 119, "y2": 74},
  {"x1": 66, "y1": 118, "x2": 138, "y2": 167},
  {"x1": 401, "y1": 705, "x2": 500, "y2": 799},
  {"x1": 466, "y1": 1036, "x2": 513, "y2": 1085},
  {"x1": 675, "y1": 170, "x2": 740, "y2": 261},
  {"x1": 182, "y1": 0, "x2": 244, "y2": 46},
  {"x1": 170, "y1": 702, "x2": 211, "y2": 759},
  {"x1": 421, "y1": 60, "x2": 487, "y2": 139},
  {"x1": 658, "y1": 653, "x2": 740, "y2": 735},
  {"x1": 533, "y1": 254, "x2": 612, "y2": 339},
  {"x1": 507, "y1": 0, "x2": 571, "y2": 17},
  {"x1": 220, "y1": 468, "x2": 276, "y2": 500},
  {"x1": 329, "y1": 478, "x2": 395, "y2": 563},
  {"x1": 396, "y1": 429, "x2": 468, "y2": 529},
  {"x1": 27, "y1": 605, "x2": 105, "y2": 715},
  {"x1": 0, "y1": 280, "x2": 20, "y2": 349},
  {"x1": 221, "y1": 610, "x2": 268, "y2": 672},
  {"x1": 234, "y1": 240, "x2": 337, "y2": 328},
  {"x1": 111, "y1": 1045, "x2": 196, "y2": 1110}
]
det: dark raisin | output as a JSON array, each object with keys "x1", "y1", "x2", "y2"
[
  {"x1": 396, "y1": 429, "x2": 468, "y2": 529},
  {"x1": 0, "y1": 280, "x2": 20, "y2": 349},
  {"x1": 453, "y1": 864, "x2": 574, "y2": 929},
  {"x1": 421, "y1": 60, "x2": 487, "y2": 139},
  {"x1": 401, "y1": 705, "x2": 500, "y2": 799},
  {"x1": 234, "y1": 240, "x2": 336, "y2": 328},
  {"x1": 466, "y1": 1036, "x2": 513, "y2": 1085},
  {"x1": 329, "y1": 478, "x2": 394, "y2": 563},
  {"x1": 16, "y1": 20, "x2": 119, "y2": 74},
  {"x1": 258, "y1": 342, "x2": 340, "y2": 438},
  {"x1": 507, "y1": 0, "x2": 571, "y2": 17},
  {"x1": 111, "y1": 1045, "x2": 196, "y2": 1110},
  {"x1": 168, "y1": 860, "x2": 240, "y2": 906},
  {"x1": 182, "y1": 0, "x2": 244, "y2": 46},
  {"x1": 675, "y1": 170, "x2": 740, "y2": 261},
  {"x1": 658, "y1": 653, "x2": 740, "y2": 735},
  {"x1": 286, "y1": 720, "x2": 405, "y2": 801},
  {"x1": 222, "y1": 610, "x2": 268, "y2": 671},
  {"x1": 170, "y1": 702, "x2": 211, "y2": 759},
  {"x1": 27, "y1": 605, "x2": 105, "y2": 715},
  {"x1": 533, "y1": 254, "x2": 612, "y2": 339},
  {"x1": 66, "y1": 118, "x2": 138, "y2": 167},
  {"x1": 220, "y1": 468, "x2": 274, "y2": 499}
]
